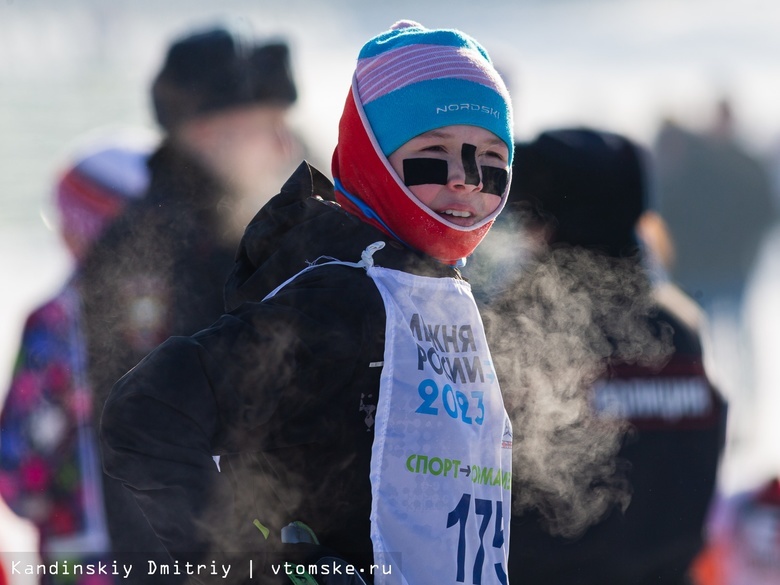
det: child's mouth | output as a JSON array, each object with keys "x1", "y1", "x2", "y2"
[{"x1": 441, "y1": 209, "x2": 478, "y2": 226}]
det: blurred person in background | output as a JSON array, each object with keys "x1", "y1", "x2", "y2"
[
  {"x1": 690, "y1": 477, "x2": 780, "y2": 585},
  {"x1": 482, "y1": 128, "x2": 726, "y2": 584},
  {"x1": 77, "y1": 22, "x2": 300, "y2": 581},
  {"x1": 653, "y1": 100, "x2": 776, "y2": 455},
  {"x1": 653, "y1": 99, "x2": 775, "y2": 310},
  {"x1": 688, "y1": 130, "x2": 780, "y2": 585},
  {"x1": 0, "y1": 129, "x2": 154, "y2": 584}
]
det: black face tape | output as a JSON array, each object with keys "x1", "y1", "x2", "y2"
[
  {"x1": 402, "y1": 158, "x2": 449, "y2": 186},
  {"x1": 480, "y1": 166, "x2": 509, "y2": 196},
  {"x1": 461, "y1": 143, "x2": 480, "y2": 186},
  {"x1": 402, "y1": 149, "x2": 508, "y2": 195}
]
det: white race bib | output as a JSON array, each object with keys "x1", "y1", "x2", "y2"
[{"x1": 367, "y1": 266, "x2": 512, "y2": 585}]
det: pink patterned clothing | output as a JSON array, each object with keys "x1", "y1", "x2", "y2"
[{"x1": 0, "y1": 281, "x2": 114, "y2": 585}]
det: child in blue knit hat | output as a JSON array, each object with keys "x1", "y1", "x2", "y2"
[
  {"x1": 102, "y1": 21, "x2": 514, "y2": 585},
  {"x1": 334, "y1": 19, "x2": 514, "y2": 265}
]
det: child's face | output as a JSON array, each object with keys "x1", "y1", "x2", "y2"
[{"x1": 388, "y1": 125, "x2": 510, "y2": 227}]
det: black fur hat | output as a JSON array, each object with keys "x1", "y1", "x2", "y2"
[
  {"x1": 508, "y1": 128, "x2": 648, "y2": 257},
  {"x1": 151, "y1": 25, "x2": 297, "y2": 131}
]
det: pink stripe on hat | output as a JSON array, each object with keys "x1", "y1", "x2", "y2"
[{"x1": 356, "y1": 44, "x2": 504, "y2": 105}]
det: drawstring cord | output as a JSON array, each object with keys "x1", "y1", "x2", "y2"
[{"x1": 262, "y1": 241, "x2": 386, "y2": 302}]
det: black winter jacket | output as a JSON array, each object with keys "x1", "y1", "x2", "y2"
[{"x1": 100, "y1": 162, "x2": 460, "y2": 582}]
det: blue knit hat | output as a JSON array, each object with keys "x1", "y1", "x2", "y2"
[{"x1": 355, "y1": 20, "x2": 513, "y2": 162}]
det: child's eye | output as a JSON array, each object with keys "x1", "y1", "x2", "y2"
[
  {"x1": 421, "y1": 144, "x2": 447, "y2": 153},
  {"x1": 483, "y1": 149, "x2": 507, "y2": 163}
]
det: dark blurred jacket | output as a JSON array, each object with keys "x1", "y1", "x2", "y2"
[
  {"x1": 499, "y1": 265, "x2": 726, "y2": 585},
  {"x1": 79, "y1": 141, "x2": 239, "y2": 579}
]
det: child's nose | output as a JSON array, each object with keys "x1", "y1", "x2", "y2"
[{"x1": 448, "y1": 144, "x2": 483, "y2": 192}]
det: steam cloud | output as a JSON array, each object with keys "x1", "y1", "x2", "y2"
[{"x1": 481, "y1": 241, "x2": 674, "y2": 538}]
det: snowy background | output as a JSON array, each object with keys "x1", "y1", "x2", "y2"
[{"x1": 2, "y1": 0, "x2": 780, "y2": 580}]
